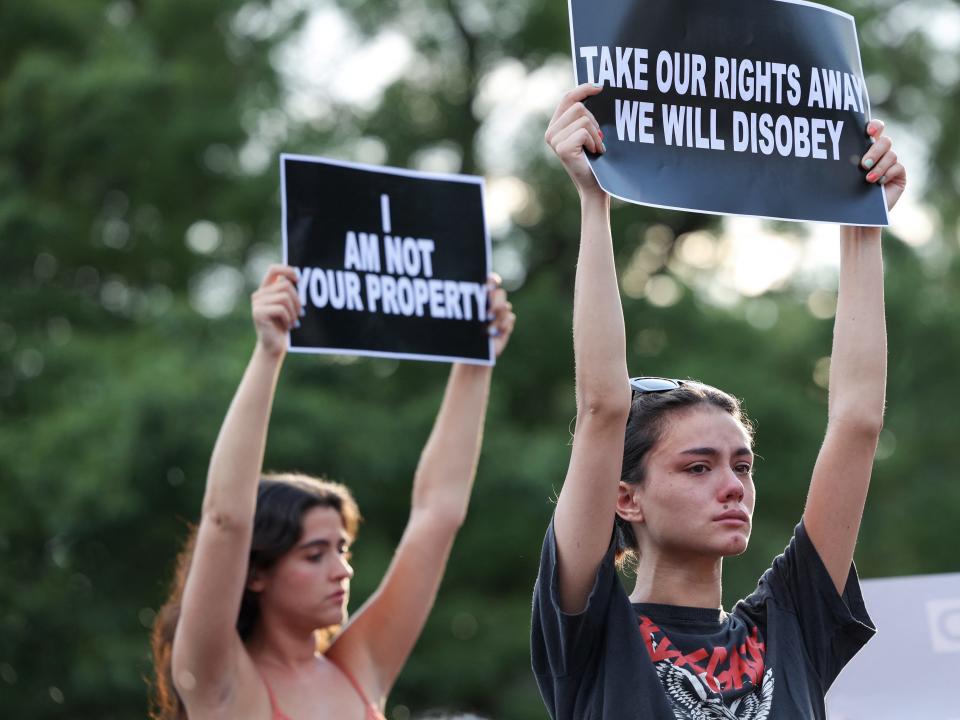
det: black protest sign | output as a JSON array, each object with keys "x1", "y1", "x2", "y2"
[
  {"x1": 281, "y1": 156, "x2": 493, "y2": 364},
  {"x1": 568, "y1": 0, "x2": 888, "y2": 225}
]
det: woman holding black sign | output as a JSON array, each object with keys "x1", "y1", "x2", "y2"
[
  {"x1": 531, "y1": 83, "x2": 906, "y2": 719},
  {"x1": 151, "y1": 265, "x2": 515, "y2": 720}
]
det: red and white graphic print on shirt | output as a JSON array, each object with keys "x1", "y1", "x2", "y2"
[{"x1": 638, "y1": 615, "x2": 775, "y2": 719}]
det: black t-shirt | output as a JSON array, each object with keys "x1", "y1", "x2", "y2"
[{"x1": 531, "y1": 519, "x2": 875, "y2": 719}]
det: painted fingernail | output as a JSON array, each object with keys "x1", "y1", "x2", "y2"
[
  {"x1": 599, "y1": 129, "x2": 605, "y2": 140},
  {"x1": 591, "y1": 81, "x2": 602, "y2": 88},
  {"x1": 863, "y1": 158, "x2": 874, "y2": 169},
  {"x1": 866, "y1": 172, "x2": 877, "y2": 182},
  {"x1": 879, "y1": 175, "x2": 887, "y2": 184},
  {"x1": 600, "y1": 141, "x2": 607, "y2": 153},
  {"x1": 488, "y1": 326, "x2": 501, "y2": 337}
]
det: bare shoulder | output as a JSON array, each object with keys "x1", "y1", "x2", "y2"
[{"x1": 325, "y1": 621, "x2": 380, "y2": 696}]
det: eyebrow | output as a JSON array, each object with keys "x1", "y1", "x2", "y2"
[
  {"x1": 680, "y1": 447, "x2": 753, "y2": 458},
  {"x1": 296, "y1": 538, "x2": 348, "y2": 551}
]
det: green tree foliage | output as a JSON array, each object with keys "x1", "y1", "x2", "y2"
[{"x1": 1, "y1": 0, "x2": 958, "y2": 718}]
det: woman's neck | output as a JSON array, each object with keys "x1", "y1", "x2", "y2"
[
  {"x1": 628, "y1": 549, "x2": 724, "y2": 609},
  {"x1": 245, "y1": 613, "x2": 324, "y2": 671}
]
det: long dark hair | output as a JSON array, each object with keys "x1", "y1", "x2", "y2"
[
  {"x1": 149, "y1": 473, "x2": 361, "y2": 720},
  {"x1": 614, "y1": 381, "x2": 754, "y2": 568}
]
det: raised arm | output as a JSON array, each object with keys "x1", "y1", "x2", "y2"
[
  {"x1": 329, "y1": 281, "x2": 516, "y2": 703},
  {"x1": 804, "y1": 121, "x2": 906, "y2": 592},
  {"x1": 546, "y1": 84, "x2": 633, "y2": 614},
  {"x1": 171, "y1": 266, "x2": 300, "y2": 707}
]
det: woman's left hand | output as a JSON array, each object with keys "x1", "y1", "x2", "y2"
[
  {"x1": 487, "y1": 273, "x2": 516, "y2": 359},
  {"x1": 860, "y1": 119, "x2": 907, "y2": 212}
]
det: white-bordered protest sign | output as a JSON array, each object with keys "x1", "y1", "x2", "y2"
[
  {"x1": 281, "y1": 155, "x2": 493, "y2": 365},
  {"x1": 567, "y1": 0, "x2": 888, "y2": 225},
  {"x1": 827, "y1": 572, "x2": 960, "y2": 716}
]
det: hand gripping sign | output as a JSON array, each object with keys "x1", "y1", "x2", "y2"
[
  {"x1": 281, "y1": 155, "x2": 493, "y2": 364},
  {"x1": 568, "y1": 0, "x2": 888, "y2": 225}
]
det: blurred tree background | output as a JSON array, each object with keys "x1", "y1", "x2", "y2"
[{"x1": 1, "y1": 0, "x2": 958, "y2": 717}]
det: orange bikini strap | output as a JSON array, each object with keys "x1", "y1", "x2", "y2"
[
  {"x1": 259, "y1": 671, "x2": 290, "y2": 720},
  {"x1": 332, "y1": 660, "x2": 379, "y2": 712}
]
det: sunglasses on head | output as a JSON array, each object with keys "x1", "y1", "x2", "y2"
[{"x1": 629, "y1": 377, "x2": 684, "y2": 393}]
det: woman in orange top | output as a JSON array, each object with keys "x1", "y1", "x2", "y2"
[{"x1": 151, "y1": 265, "x2": 515, "y2": 720}]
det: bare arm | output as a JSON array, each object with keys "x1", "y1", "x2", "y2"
[
  {"x1": 329, "y1": 284, "x2": 516, "y2": 702},
  {"x1": 546, "y1": 84, "x2": 632, "y2": 614},
  {"x1": 804, "y1": 122, "x2": 906, "y2": 592},
  {"x1": 171, "y1": 266, "x2": 300, "y2": 706}
]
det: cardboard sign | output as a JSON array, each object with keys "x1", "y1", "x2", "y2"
[
  {"x1": 281, "y1": 155, "x2": 493, "y2": 364},
  {"x1": 827, "y1": 572, "x2": 960, "y2": 716},
  {"x1": 567, "y1": 0, "x2": 889, "y2": 225}
]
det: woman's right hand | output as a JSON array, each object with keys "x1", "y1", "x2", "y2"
[
  {"x1": 251, "y1": 264, "x2": 301, "y2": 357},
  {"x1": 545, "y1": 83, "x2": 607, "y2": 199}
]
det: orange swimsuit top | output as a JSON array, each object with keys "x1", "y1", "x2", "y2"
[{"x1": 263, "y1": 660, "x2": 386, "y2": 720}]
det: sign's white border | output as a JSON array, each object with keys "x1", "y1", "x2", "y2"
[
  {"x1": 564, "y1": 0, "x2": 890, "y2": 227},
  {"x1": 280, "y1": 153, "x2": 495, "y2": 366}
]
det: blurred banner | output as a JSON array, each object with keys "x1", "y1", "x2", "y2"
[
  {"x1": 282, "y1": 156, "x2": 493, "y2": 365},
  {"x1": 827, "y1": 572, "x2": 960, "y2": 718},
  {"x1": 567, "y1": 0, "x2": 888, "y2": 225}
]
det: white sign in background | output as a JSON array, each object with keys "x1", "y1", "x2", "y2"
[{"x1": 827, "y1": 572, "x2": 960, "y2": 718}]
